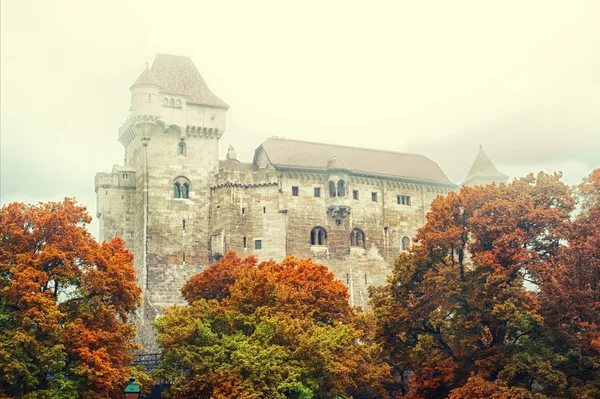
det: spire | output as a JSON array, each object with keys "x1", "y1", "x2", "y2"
[
  {"x1": 462, "y1": 145, "x2": 508, "y2": 187},
  {"x1": 130, "y1": 66, "x2": 161, "y2": 88}
]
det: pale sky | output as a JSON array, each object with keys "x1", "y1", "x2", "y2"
[{"x1": 1, "y1": 0, "x2": 599, "y2": 238}]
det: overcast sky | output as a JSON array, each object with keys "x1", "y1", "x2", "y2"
[{"x1": 1, "y1": 0, "x2": 599, "y2": 238}]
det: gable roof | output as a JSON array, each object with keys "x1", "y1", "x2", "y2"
[
  {"x1": 463, "y1": 145, "x2": 507, "y2": 184},
  {"x1": 254, "y1": 137, "x2": 455, "y2": 186},
  {"x1": 131, "y1": 54, "x2": 229, "y2": 108}
]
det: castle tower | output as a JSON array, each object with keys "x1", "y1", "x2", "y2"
[
  {"x1": 96, "y1": 54, "x2": 228, "y2": 349},
  {"x1": 462, "y1": 145, "x2": 508, "y2": 187}
]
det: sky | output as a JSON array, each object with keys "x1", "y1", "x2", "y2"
[{"x1": 1, "y1": 0, "x2": 599, "y2": 238}]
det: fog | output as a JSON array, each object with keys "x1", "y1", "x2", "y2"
[{"x1": 1, "y1": 0, "x2": 599, "y2": 237}]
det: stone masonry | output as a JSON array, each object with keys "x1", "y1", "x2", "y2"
[{"x1": 95, "y1": 54, "x2": 507, "y2": 350}]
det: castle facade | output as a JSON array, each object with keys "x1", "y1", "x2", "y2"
[{"x1": 95, "y1": 54, "x2": 506, "y2": 348}]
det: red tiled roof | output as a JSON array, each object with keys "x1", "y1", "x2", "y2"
[
  {"x1": 133, "y1": 54, "x2": 229, "y2": 108},
  {"x1": 254, "y1": 138, "x2": 455, "y2": 185}
]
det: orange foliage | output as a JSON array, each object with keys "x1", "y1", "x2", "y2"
[{"x1": 0, "y1": 199, "x2": 142, "y2": 398}]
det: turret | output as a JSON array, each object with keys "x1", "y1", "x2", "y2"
[
  {"x1": 462, "y1": 145, "x2": 508, "y2": 187},
  {"x1": 129, "y1": 66, "x2": 162, "y2": 117}
]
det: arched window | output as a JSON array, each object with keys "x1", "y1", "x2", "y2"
[
  {"x1": 178, "y1": 142, "x2": 186, "y2": 156},
  {"x1": 173, "y1": 177, "x2": 191, "y2": 199},
  {"x1": 350, "y1": 228, "x2": 366, "y2": 248},
  {"x1": 163, "y1": 97, "x2": 168, "y2": 106},
  {"x1": 175, "y1": 99, "x2": 182, "y2": 107},
  {"x1": 401, "y1": 236, "x2": 411, "y2": 252},
  {"x1": 329, "y1": 181, "x2": 336, "y2": 197},
  {"x1": 337, "y1": 180, "x2": 345, "y2": 197},
  {"x1": 169, "y1": 98, "x2": 174, "y2": 106},
  {"x1": 310, "y1": 227, "x2": 327, "y2": 246},
  {"x1": 181, "y1": 183, "x2": 189, "y2": 199}
]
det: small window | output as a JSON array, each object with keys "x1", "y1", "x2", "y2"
[
  {"x1": 121, "y1": 195, "x2": 124, "y2": 200},
  {"x1": 337, "y1": 180, "x2": 345, "y2": 197},
  {"x1": 292, "y1": 186, "x2": 299, "y2": 196},
  {"x1": 174, "y1": 183, "x2": 181, "y2": 198},
  {"x1": 310, "y1": 227, "x2": 327, "y2": 246},
  {"x1": 147, "y1": 94, "x2": 152, "y2": 102},
  {"x1": 353, "y1": 190, "x2": 359, "y2": 200},
  {"x1": 182, "y1": 219, "x2": 186, "y2": 232},
  {"x1": 346, "y1": 273, "x2": 349, "y2": 284},
  {"x1": 178, "y1": 142, "x2": 186, "y2": 156},
  {"x1": 242, "y1": 207, "x2": 245, "y2": 215},
  {"x1": 371, "y1": 192, "x2": 377, "y2": 202},
  {"x1": 176, "y1": 99, "x2": 182, "y2": 107},
  {"x1": 254, "y1": 239, "x2": 262, "y2": 250},
  {"x1": 170, "y1": 98, "x2": 174, "y2": 106},
  {"x1": 263, "y1": 207, "x2": 266, "y2": 214},
  {"x1": 105, "y1": 191, "x2": 108, "y2": 195},
  {"x1": 314, "y1": 187, "x2": 321, "y2": 198},
  {"x1": 350, "y1": 228, "x2": 366, "y2": 248},
  {"x1": 182, "y1": 252, "x2": 186, "y2": 263},
  {"x1": 163, "y1": 97, "x2": 168, "y2": 106},
  {"x1": 365, "y1": 273, "x2": 367, "y2": 285},
  {"x1": 122, "y1": 173, "x2": 128, "y2": 179},
  {"x1": 243, "y1": 237, "x2": 247, "y2": 249},
  {"x1": 398, "y1": 195, "x2": 411, "y2": 206},
  {"x1": 401, "y1": 236, "x2": 411, "y2": 252},
  {"x1": 329, "y1": 181, "x2": 336, "y2": 197}
]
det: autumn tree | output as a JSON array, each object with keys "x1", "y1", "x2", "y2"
[
  {"x1": 155, "y1": 253, "x2": 390, "y2": 399},
  {"x1": 371, "y1": 171, "x2": 600, "y2": 398},
  {"x1": 0, "y1": 199, "x2": 142, "y2": 399}
]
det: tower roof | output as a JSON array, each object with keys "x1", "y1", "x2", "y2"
[
  {"x1": 131, "y1": 66, "x2": 161, "y2": 88},
  {"x1": 463, "y1": 145, "x2": 507, "y2": 184},
  {"x1": 132, "y1": 54, "x2": 229, "y2": 108}
]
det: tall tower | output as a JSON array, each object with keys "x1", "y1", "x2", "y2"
[
  {"x1": 96, "y1": 54, "x2": 229, "y2": 348},
  {"x1": 462, "y1": 145, "x2": 508, "y2": 187}
]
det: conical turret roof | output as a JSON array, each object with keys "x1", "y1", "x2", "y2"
[
  {"x1": 131, "y1": 67, "x2": 161, "y2": 88},
  {"x1": 463, "y1": 145, "x2": 507, "y2": 186}
]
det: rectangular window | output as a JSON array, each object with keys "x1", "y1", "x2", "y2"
[
  {"x1": 314, "y1": 187, "x2": 321, "y2": 198},
  {"x1": 372, "y1": 192, "x2": 377, "y2": 202},
  {"x1": 397, "y1": 195, "x2": 412, "y2": 206},
  {"x1": 365, "y1": 273, "x2": 368, "y2": 285},
  {"x1": 263, "y1": 207, "x2": 266, "y2": 214},
  {"x1": 353, "y1": 190, "x2": 359, "y2": 200},
  {"x1": 121, "y1": 195, "x2": 124, "y2": 200},
  {"x1": 242, "y1": 207, "x2": 245, "y2": 215},
  {"x1": 182, "y1": 219, "x2": 186, "y2": 232},
  {"x1": 292, "y1": 186, "x2": 299, "y2": 196},
  {"x1": 243, "y1": 237, "x2": 247, "y2": 249},
  {"x1": 122, "y1": 173, "x2": 128, "y2": 179},
  {"x1": 346, "y1": 273, "x2": 349, "y2": 285},
  {"x1": 254, "y1": 239, "x2": 262, "y2": 250},
  {"x1": 182, "y1": 252, "x2": 186, "y2": 263},
  {"x1": 105, "y1": 191, "x2": 108, "y2": 195}
]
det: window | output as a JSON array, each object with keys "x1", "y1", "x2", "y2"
[
  {"x1": 401, "y1": 236, "x2": 411, "y2": 252},
  {"x1": 182, "y1": 219, "x2": 186, "y2": 232},
  {"x1": 263, "y1": 207, "x2": 266, "y2": 214},
  {"x1": 372, "y1": 192, "x2": 377, "y2": 202},
  {"x1": 147, "y1": 94, "x2": 152, "y2": 102},
  {"x1": 254, "y1": 239, "x2": 262, "y2": 250},
  {"x1": 292, "y1": 186, "x2": 299, "y2": 196},
  {"x1": 105, "y1": 191, "x2": 108, "y2": 195},
  {"x1": 122, "y1": 173, "x2": 128, "y2": 179},
  {"x1": 314, "y1": 187, "x2": 321, "y2": 198},
  {"x1": 176, "y1": 99, "x2": 182, "y2": 107},
  {"x1": 329, "y1": 181, "x2": 336, "y2": 197},
  {"x1": 178, "y1": 142, "x2": 186, "y2": 156},
  {"x1": 350, "y1": 228, "x2": 366, "y2": 248},
  {"x1": 243, "y1": 237, "x2": 247, "y2": 249},
  {"x1": 121, "y1": 195, "x2": 124, "y2": 200},
  {"x1": 353, "y1": 190, "x2": 359, "y2": 200},
  {"x1": 163, "y1": 97, "x2": 168, "y2": 106},
  {"x1": 337, "y1": 180, "x2": 345, "y2": 197},
  {"x1": 365, "y1": 273, "x2": 368, "y2": 285},
  {"x1": 173, "y1": 177, "x2": 191, "y2": 199},
  {"x1": 242, "y1": 207, "x2": 245, "y2": 216},
  {"x1": 170, "y1": 98, "x2": 174, "y2": 106},
  {"x1": 182, "y1": 252, "x2": 186, "y2": 263},
  {"x1": 310, "y1": 227, "x2": 327, "y2": 246},
  {"x1": 398, "y1": 195, "x2": 411, "y2": 206}
]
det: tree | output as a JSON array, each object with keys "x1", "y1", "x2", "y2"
[
  {"x1": 0, "y1": 199, "x2": 142, "y2": 399},
  {"x1": 371, "y1": 172, "x2": 600, "y2": 398},
  {"x1": 156, "y1": 253, "x2": 390, "y2": 399}
]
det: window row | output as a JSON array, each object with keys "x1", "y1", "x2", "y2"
[
  {"x1": 291, "y1": 184, "x2": 411, "y2": 205},
  {"x1": 309, "y1": 226, "x2": 411, "y2": 251},
  {"x1": 163, "y1": 97, "x2": 183, "y2": 108}
]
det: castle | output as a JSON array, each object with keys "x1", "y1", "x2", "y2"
[{"x1": 95, "y1": 54, "x2": 507, "y2": 348}]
